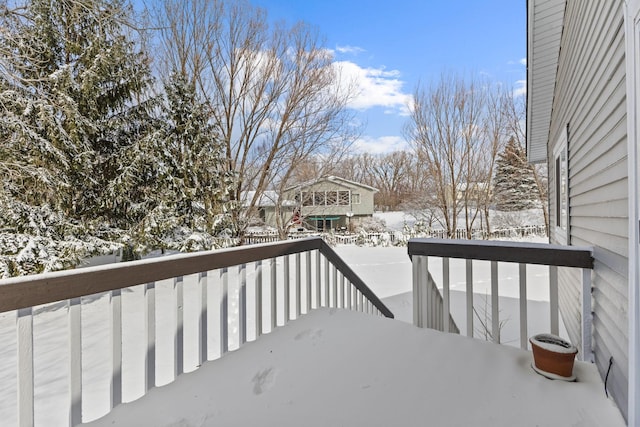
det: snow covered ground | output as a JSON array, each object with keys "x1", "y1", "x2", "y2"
[
  {"x1": 373, "y1": 209, "x2": 546, "y2": 232},
  {"x1": 0, "y1": 240, "x2": 588, "y2": 425}
]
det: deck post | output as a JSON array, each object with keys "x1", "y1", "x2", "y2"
[{"x1": 413, "y1": 255, "x2": 427, "y2": 327}]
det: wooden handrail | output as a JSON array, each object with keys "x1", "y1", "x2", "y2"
[
  {"x1": 408, "y1": 238, "x2": 594, "y2": 359},
  {"x1": 408, "y1": 238, "x2": 593, "y2": 269},
  {"x1": 318, "y1": 240, "x2": 394, "y2": 318},
  {"x1": 0, "y1": 237, "x2": 393, "y2": 317}
]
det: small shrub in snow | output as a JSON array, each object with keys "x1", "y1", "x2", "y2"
[{"x1": 356, "y1": 217, "x2": 387, "y2": 233}]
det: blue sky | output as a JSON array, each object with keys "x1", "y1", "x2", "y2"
[{"x1": 252, "y1": 0, "x2": 527, "y2": 154}]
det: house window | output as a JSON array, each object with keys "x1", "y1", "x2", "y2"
[
  {"x1": 554, "y1": 130, "x2": 568, "y2": 244},
  {"x1": 300, "y1": 191, "x2": 313, "y2": 206},
  {"x1": 313, "y1": 191, "x2": 326, "y2": 206},
  {"x1": 351, "y1": 193, "x2": 361, "y2": 204},
  {"x1": 326, "y1": 191, "x2": 337, "y2": 206},
  {"x1": 337, "y1": 191, "x2": 350, "y2": 205}
]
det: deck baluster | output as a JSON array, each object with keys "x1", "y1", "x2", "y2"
[
  {"x1": 443, "y1": 258, "x2": 450, "y2": 333},
  {"x1": 270, "y1": 258, "x2": 277, "y2": 331},
  {"x1": 145, "y1": 282, "x2": 156, "y2": 391},
  {"x1": 519, "y1": 264, "x2": 528, "y2": 350},
  {"x1": 465, "y1": 259, "x2": 473, "y2": 338},
  {"x1": 306, "y1": 251, "x2": 312, "y2": 313},
  {"x1": 199, "y1": 272, "x2": 208, "y2": 363},
  {"x1": 110, "y1": 289, "x2": 122, "y2": 408},
  {"x1": 239, "y1": 264, "x2": 247, "y2": 345},
  {"x1": 220, "y1": 268, "x2": 229, "y2": 355},
  {"x1": 491, "y1": 261, "x2": 499, "y2": 344},
  {"x1": 295, "y1": 253, "x2": 301, "y2": 318},
  {"x1": 17, "y1": 307, "x2": 34, "y2": 427},
  {"x1": 284, "y1": 256, "x2": 290, "y2": 323},
  {"x1": 175, "y1": 276, "x2": 184, "y2": 376},
  {"x1": 255, "y1": 262, "x2": 263, "y2": 339},
  {"x1": 70, "y1": 297, "x2": 82, "y2": 426}
]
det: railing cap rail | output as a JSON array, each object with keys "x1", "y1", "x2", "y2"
[
  {"x1": 407, "y1": 238, "x2": 593, "y2": 269},
  {"x1": 0, "y1": 237, "x2": 393, "y2": 318}
]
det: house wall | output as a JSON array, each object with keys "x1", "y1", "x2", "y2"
[
  {"x1": 548, "y1": 1, "x2": 629, "y2": 418},
  {"x1": 283, "y1": 181, "x2": 376, "y2": 218}
]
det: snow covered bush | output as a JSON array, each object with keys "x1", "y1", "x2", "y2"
[{"x1": 355, "y1": 217, "x2": 387, "y2": 233}]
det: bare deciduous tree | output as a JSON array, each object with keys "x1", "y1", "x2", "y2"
[
  {"x1": 405, "y1": 74, "x2": 474, "y2": 237},
  {"x1": 405, "y1": 74, "x2": 513, "y2": 238},
  {"x1": 155, "y1": 0, "x2": 358, "y2": 239}
]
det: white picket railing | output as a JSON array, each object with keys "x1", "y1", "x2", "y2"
[
  {"x1": 408, "y1": 238, "x2": 593, "y2": 361},
  {"x1": 0, "y1": 238, "x2": 392, "y2": 427}
]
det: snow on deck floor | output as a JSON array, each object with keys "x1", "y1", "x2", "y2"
[{"x1": 83, "y1": 308, "x2": 624, "y2": 427}]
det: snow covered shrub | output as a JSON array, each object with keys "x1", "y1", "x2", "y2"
[{"x1": 356, "y1": 217, "x2": 387, "y2": 233}]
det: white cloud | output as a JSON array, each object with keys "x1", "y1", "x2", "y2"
[
  {"x1": 513, "y1": 79, "x2": 527, "y2": 97},
  {"x1": 335, "y1": 45, "x2": 366, "y2": 55},
  {"x1": 352, "y1": 135, "x2": 409, "y2": 154},
  {"x1": 333, "y1": 60, "x2": 413, "y2": 116},
  {"x1": 507, "y1": 58, "x2": 527, "y2": 66}
]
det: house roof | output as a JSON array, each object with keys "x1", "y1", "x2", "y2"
[
  {"x1": 284, "y1": 175, "x2": 379, "y2": 193},
  {"x1": 241, "y1": 190, "x2": 279, "y2": 207},
  {"x1": 526, "y1": 0, "x2": 566, "y2": 163},
  {"x1": 241, "y1": 191, "x2": 296, "y2": 208}
]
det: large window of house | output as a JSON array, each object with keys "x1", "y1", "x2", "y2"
[
  {"x1": 554, "y1": 131, "x2": 568, "y2": 243},
  {"x1": 338, "y1": 191, "x2": 350, "y2": 205},
  {"x1": 298, "y1": 190, "x2": 354, "y2": 206}
]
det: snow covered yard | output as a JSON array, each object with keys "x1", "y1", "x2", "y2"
[{"x1": 82, "y1": 308, "x2": 624, "y2": 427}]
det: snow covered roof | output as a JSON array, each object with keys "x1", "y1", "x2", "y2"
[
  {"x1": 285, "y1": 175, "x2": 379, "y2": 193},
  {"x1": 241, "y1": 191, "x2": 296, "y2": 207},
  {"x1": 526, "y1": 0, "x2": 566, "y2": 163},
  {"x1": 85, "y1": 309, "x2": 624, "y2": 427}
]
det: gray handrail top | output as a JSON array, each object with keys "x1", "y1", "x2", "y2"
[
  {"x1": 0, "y1": 237, "x2": 393, "y2": 318},
  {"x1": 407, "y1": 238, "x2": 593, "y2": 269}
]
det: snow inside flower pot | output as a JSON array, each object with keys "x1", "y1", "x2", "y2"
[{"x1": 530, "y1": 333, "x2": 578, "y2": 381}]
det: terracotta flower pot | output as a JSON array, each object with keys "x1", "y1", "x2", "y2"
[{"x1": 530, "y1": 333, "x2": 578, "y2": 381}]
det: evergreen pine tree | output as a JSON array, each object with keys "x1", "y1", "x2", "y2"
[
  {"x1": 493, "y1": 137, "x2": 539, "y2": 211},
  {"x1": 0, "y1": 0, "x2": 157, "y2": 275},
  {"x1": 131, "y1": 71, "x2": 236, "y2": 252}
]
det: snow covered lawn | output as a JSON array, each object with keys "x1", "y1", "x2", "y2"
[{"x1": 82, "y1": 308, "x2": 624, "y2": 427}]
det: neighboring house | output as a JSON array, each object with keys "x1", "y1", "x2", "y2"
[
  {"x1": 528, "y1": 1, "x2": 640, "y2": 422},
  {"x1": 282, "y1": 176, "x2": 378, "y2": 231},
  {"x1": 241, "y1": 190, "x2": 295, "y2": 228},
  {"x1": 449, "y1": 182, "x2": 491, "y2": 205}
]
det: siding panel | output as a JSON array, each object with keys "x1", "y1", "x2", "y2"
[{"x1": 547, "y1": 1, "x2": 629, "y2": 419}]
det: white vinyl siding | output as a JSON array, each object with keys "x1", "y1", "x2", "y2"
[{"x1": 548, "y1": 1, "x2": 629, "y2": 419}]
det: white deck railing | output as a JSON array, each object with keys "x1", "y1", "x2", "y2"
[
  {"x1": 408, "y1": 238, "x2": 593, "y2": 361},
  {"x1": 0, "y1": 237, "x2": 392, "y2": 427}
]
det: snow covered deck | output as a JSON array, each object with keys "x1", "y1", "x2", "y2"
[{"x1": 83, "y1": 308, "x2": 624, "y2": 427}]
